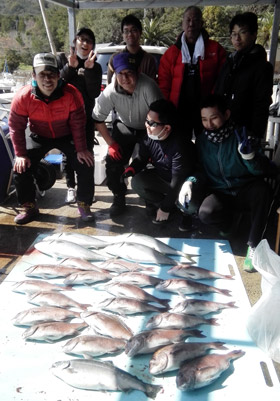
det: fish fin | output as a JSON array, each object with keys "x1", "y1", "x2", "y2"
[
  {"x1": 158, "y1": 299, "x2": 170, "y2": 307},
  {"x1": 187, "y1": 329, "x2": 206, "y2": 338},
  {"x1": 208, "y1": 318, "x2": 219, "y2": 326},
  {"x1": 220, "y1": 289, "x2": 232, "y2": 297},
  {"x1": 63, "y1": 285, "x2": 74, "y2": 291},
  {"x1": 227, "y1": 301, "x2": 238, "y2": 308},
  {"x1": 224, "y1": 274, "x2": 234, "y2": 280},
  {"x1": 81, "y1": 303, "x2": 92, "y2": 310},
  {"x1": 145, "y1": 384, "x2": 163, "y2": 399}
]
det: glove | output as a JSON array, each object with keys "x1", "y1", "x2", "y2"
[
  {"x1": 108, "y1": 142, "x2": 122, "y2": 161},
  {"x1": 177, "y1": 181, "x2": 193, "y2": 213},
  {"x1": 122, "y1": 166, "x2": 135, "y2": 179},
  {"x1": 235, "y1": 127, "x2": 255, "y2": 160}
]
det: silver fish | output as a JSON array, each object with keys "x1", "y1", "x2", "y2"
[
  {"x1": 12, "y1": 306, "x2": 81, "y2": 326},
  {"x1": 99, "y1": 242, "x2": 178, "y2": 265},
  {"x1": 28, "y1": 291, "x2": 91, "y2": 310},
  {"x1": 62, "y1": 334, "x2": 126, "y2": 358},
  {"x1": 96, "y1": 296, "x2": 167, "y2": 315},
  {"x1": 34, "y1": 240, "x2": 109, "y2": 261},
  {"x1": 111, "y1": 271, "x2": 162, "y2": 287},
  {"x1": 42, "y1": 232, "x2": 108, "y2": 249},
  {"x1": 61, "y1": 257, "x2": 110, "y2": 273},
  {"x1": 99, "y1": 258, "x2": 155, "y2": 273},
  {"x1": 149, "y1": 341, "x2": 227, "y2": 375},
  {"x1": 24, "y1": 264, "x2": 84, "y2": 279},
  {"x1": 81, "y1": 311, "x2": 133, "y2": 340},
  {"x1": 125, "y1": 329, "x2": 205, "y2": 357},
  {"x1": 22, "y1": 321, "x2": 88, "y2": 342},
  {"x1": 171, "y1": 299, "x2": 237, "y2": 316},
  {"x1": 156, "y1": 278, "x2": 232, "y2": 297},
  {"x1": 12, "y1": 279, "x2": 72, "y2": 294},
  {"x1": 51, "y1": 359, "x2": 162, "y2": 399},
  {"x1": 63, "y1": 270, "x2": 112, "y2": 285},
  {"x1": 146, "y1": 312, "x2": 218, "y2": 330},
  {"x1": 176, "y1": 350, "x2": 245, "y2": 390},
  {"x1": 104, "y1": 282, "x2": 170, "y2": 307},
  {"x1": 168, "y1": 264, "x2": 233, "y2": 280}
]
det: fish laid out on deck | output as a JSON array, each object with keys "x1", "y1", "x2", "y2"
[
  {"x1": 95, "y1": 296, "x2": 168, "y2": 315},
  {"x1": 146, "y1": 312, "x2": 219, "y2": 330},
  {"x1": 63, "y1": 270, "x2": 112, "y2": 286},
  {"x1": 170, "y1": 298, "x2": 238, "y2": 316},
  {"x1": 24, "y1": 264, "x2": 87, "y2": 279},
  {"x1": 168, "y1": 264, "x2": 234, "y2": 280},
  {"x1": 12, "y1": 279, "x2": 73, "y2": 294},
  {"x1": 27, "y1": 291, "x2": 91, "y2": 310},
  {"x1": 12, "y1": 306, "x2": 81, "y2": 326},
  {"x1": 156, "y1": 278, "x2": 232, "y2": 297},
  {"x1": 111, "y1": 271, "x2": 162, "y2": 287},
  {"x1": 22, "y1": 321, "x2": 88, "y2": 343}
]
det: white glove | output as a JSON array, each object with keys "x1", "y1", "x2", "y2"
[{"x1": 178, "y1": 181, "x2": 193, "y2": 212}]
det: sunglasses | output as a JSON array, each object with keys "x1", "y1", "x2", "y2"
[{"x1": 145, "y1": 119, "x2": 165, "y2": 128}]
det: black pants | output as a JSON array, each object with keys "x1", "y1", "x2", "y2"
[
  {"x1": 106, "y1": 120, "x2": 146, "y2": 196},
  {"x1": 14, "y1": 136, "x2": 94, "y2": 205}
]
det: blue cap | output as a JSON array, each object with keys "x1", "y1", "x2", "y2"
[{"x1": 113, "y1": 53, "x2": 137, "y2": 74}]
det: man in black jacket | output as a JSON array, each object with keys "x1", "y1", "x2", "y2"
[{"x1": 215, "y1": 12, "x2": 273, "y2": 140}]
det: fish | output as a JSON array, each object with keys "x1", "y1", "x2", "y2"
[
  {"x1": 22, "y1": 321, "x2": 88, "y2": 342},
  {"x1": 111, "y1": 271, "x2": 162, "y2": 287},
  {"x1": 12, "y1": 279, "x2": 73, "y2": 294},
  {"x1": 61, "y1": 257, "x2": 110, "y2": 273},
  {"x1": 96, "y1": 296, "x2": 168, "y2": 315},
  {"x1": 99, "y1": 258, "x2": 155, "y2": 273},
  {"x1": 27, "y1": 291, "x2": 91, "y2": 310},
  {"x1": 104, "y1": 282, "x2": 170, "y2": 307},
  {"x1": 42, "y1": 232, "x2": 108, "y2": 249},
  {"x1": 125, "y1": 329, "x2": 206, "y2": 357},
  {"x1": 50, "y1": 359, "x2": 162, "y2": 399},
  {"x1": 63, "y1": 270, "x2": 112, "y2": 286},
  {"x1": 156, "y1": 278, "x2": 232, "y2": 297},
  {"x1": 146, "y1": 312, "x2": 219, "y2": 330},
  {"x1": 107, "y1": 233, "x2": 198, "y2": 261},
  {"x1": 34, "y1": 240, "x2": 109, "y2": 261},
  {"x1": 149, "y1": 341, "x2": 228, "y2": 375},
  {"x1": 99, "y1": 242, "x2": 179, "y2": 265},
  {"x1": 24, "y1": 264, "x2": 84, "y2": 279},
  {"x1": 170, "y1": 299, "x2": 238, "y2": 316},
  {"x1": 12, "y1": 306, "x2": 81, "y2": 326},
  {"x1": 81, "y1": 311, "x2": 133, "y2": 340},
  {"x1": 176, "y1": 350, "x2": 245, "y2": 390},
  {"x1": 62, "y1": 334, "x2": 126, "y2": 358},
  {"x1": 168, "y1": 264, "x2": 233, "y2": 280}
]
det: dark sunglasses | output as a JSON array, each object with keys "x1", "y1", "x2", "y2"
[{"x1": 145, "y1": 119, "x2": 165, "y2": 128}]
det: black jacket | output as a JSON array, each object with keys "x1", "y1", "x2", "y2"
[{"x1": 215, "y1": 44, "x2": 273, "y2": 139}]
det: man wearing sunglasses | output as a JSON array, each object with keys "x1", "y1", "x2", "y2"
[
  {"x1": 122, "y1": 99, "x2": 196, "y2": 224},
  {"x1": 92, "y1": 52, "x2": 162, "y2": 216}
]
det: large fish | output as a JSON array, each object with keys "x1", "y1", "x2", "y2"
[
  {"x1": 170, "y1": 298, "x2": 237, "y2": 316},
  {"x1": 63, "y1": 270, "x2": 112, "y2": 286},
  {"x1": 146, "y1": 312, "x2": 218, "y2": 330},
  {"x1": 27, "y1": 291, "x2": 91, "y2": 310},
  {"x1": 176, "y1": 350, "x2": 245, "y2": 390},
  {"x1": 24, "y1": 264, "x2": 84, "y2": 279},
  {"x1": 12, "y1": 306, "x2": 81, "y2": 326},
  {"x1": 34, "y1": 240, "x2": 109, "y2": 261},
  {"x1": 12, "y1": 279, "x2": 72, "y2": 294},
  {"x1": 168, "y1": 264, "x2": 233, "y2": 280},
  {"x1": 104, "y1": 282, "x2": 170, "y2": 307},
  {"x1": 156, "y1": 278, "x2": 232, "y2": 297},
  {"x1": 125, "y1": 329, "x2": 205, "y2": 357},
  {"x1": 81, "y1": 311, "x2": 133, "y2": 340},
  {"x1": 51, "y1": 359, "x2": 162, "y2": 399},
  {"x1": 111, "y1": 272, "x2": 162, "y2": 287},
  {"x1": 99, "y1": 242, "x2": 179, "y2": 265},
  {"x1": 149, "y1": 341, "x2": 227, "y2": 375},
  {"x1": 42, "y1": 232, "x2": 108, "y2": 249},
  {"x1": 22, "y1": 321, "x2": 88, "y2": 342},
  {"x1": 62, "y1": 335, "x2": 126, "y2": 358},
  {"x1": 96, "y1": 296, "x2": 167, "y2": 315},
  {"x1": 99, "y1": 258, "x2": 155, "y2": 273}
]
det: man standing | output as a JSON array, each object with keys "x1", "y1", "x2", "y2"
[
  {"x1": 158, "y1": 6, "x2": 226, "y2": 140},
  {"x1": 9, "y1": 53, "x2": 94, "y2": 224},
  {"x1": 92, "y1": 52, "x2": 162, "y2": 216}
]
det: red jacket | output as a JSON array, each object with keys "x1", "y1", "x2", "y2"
[
  {"x1": 158, "y1": 33, "x2": 226, "y2": 107},
  {"x1": 9, "y1": 82, "x2": 87, "y2": 157}
]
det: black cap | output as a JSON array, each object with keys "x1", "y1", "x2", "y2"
[{"x1": 75, "y1": 27, "x2": 95, "y2": 47}]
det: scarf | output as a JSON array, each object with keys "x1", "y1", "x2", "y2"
[
  {"x1": 181, "y1": 32, "x2": 205, "y2": 64},
  {"x1": 204, "y1": 120, "x2": 235, "y2": 143}
]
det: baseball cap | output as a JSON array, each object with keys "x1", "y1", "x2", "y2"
[
  {"x1": 113, "y1": 53, "x2": 137, "y2": 74},
  {"x1": 33, "y1": 53, "x2": 58, "y2": 74},
  {"x1": 76, "y1": 27, "x2": 95, "y2": 46}
]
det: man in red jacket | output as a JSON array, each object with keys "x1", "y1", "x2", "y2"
[
  {"x1": 158, "y1": 6, "x2": 226, "y2": 141},
  {"x1": 9, "y1": 53, "x2": 94, "y2": 224}
]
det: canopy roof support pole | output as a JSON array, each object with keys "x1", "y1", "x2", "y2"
[
  {"x1": 38, "y1": 0, "x2": 57, "y2": 55},
  {"x1": 67, "y1": 6, "x2": 76, "y2": 46},
  {"x1": 269, "y1": 0, "x2": 280, "y2": 68}
]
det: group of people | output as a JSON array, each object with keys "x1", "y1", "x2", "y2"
[{"x1": 9, "y1": 7, "x2": 277, "y2": 272}]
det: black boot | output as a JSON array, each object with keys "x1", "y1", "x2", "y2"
[{"x1": 109, "y1": 194, "x2": 126, "y2": 217}]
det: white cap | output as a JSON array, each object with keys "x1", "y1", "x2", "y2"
[{"x1": 33, "y1": 53, "x2": 58, "y2": 74}]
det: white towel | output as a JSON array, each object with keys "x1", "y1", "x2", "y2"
[{"x1": 181, "y1": 32, "x2": 205, "y2": 64}]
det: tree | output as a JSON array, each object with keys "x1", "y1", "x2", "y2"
[
  {"x1": 142, "y1": 16, "x2": 174, "y2": 46},
  {"x1": 3, "y1": 49, "x2": 21, "y2": 72}
]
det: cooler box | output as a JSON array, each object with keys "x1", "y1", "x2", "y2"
[
  {"x1": 44, "y1": 153, "x2": 63, "y2": 179},
  {"x1": 94, "y1": 144, "x2": 107, "y2": 185}
]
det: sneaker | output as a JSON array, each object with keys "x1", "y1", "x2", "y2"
[
  {"x1": 77, "y1": 202, "x2": 94, "y2": 222},
  {"x1": 109, "y1": 194, "x2": 126, "y2": 217},
  {"x1": 244, "y1": 246, "x2": 257, "y2": 273},
  {"x1": 14, "y1": 202, "x2": 39, "y2": 225},
  {"x1": 179, "y1": 214, "x2": 193, "y2": 232},
  {"x1": 65, "y1": 188, "x2": 76, "y2": 204}
]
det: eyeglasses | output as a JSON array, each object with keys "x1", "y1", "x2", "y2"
[
  {"x1": 145, "y1": 119, "x2": 165, "y2": 128},
  {"x1": 230, "y1": 30, "x2": 249, "y2": 39},
  {"x1": 38, "y1": 72, "x2": 58, "y2": 80},
  {"x1": 123, "y1": 28, "x2": 139, "y2": 35},
  {"x1": 77, "y1": 36, "x2": 93, "y2": 44}
]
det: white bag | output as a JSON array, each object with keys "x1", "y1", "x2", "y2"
[{"x1": 246, "y1": 239, "x2": 280, "y2": 362}]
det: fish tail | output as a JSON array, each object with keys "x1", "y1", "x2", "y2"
[
  {"x1": 228, "y1": 349, "x2": 246, "y2": 361},
  {"x1": 80, "y1": 303, "x2": 92, "y2": 310},
  {"x1": 219, "y1": 288, "x2": 232, "y2": 297},
  {"x1": 208, "y1": 318, "x2": 219, "y2": 326},
  {"x1": 227, "y1": 301, "x2": 238, "y2": 308},
  {"x1": 224, "y1": 274, "x2": 234, "y2": 280},
  {"x1": 158, "y1": 298, "x2": 170, "y2": 307},
  {"x1": 186, "y1": 329, "x2": 206, "y2": 338},
  {"x1": 214, "y1": 341, "x2": 228, "y2": 350},
  {"x1": 145, "y1": 383, "x2": 162, "y2": 399},
  {"x1": 63, "y1": 285, "x2": 74, "y2": 291}
]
